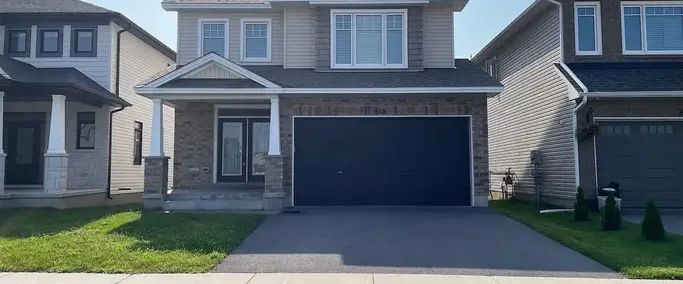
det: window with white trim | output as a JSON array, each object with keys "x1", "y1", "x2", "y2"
[
  {"x1": 241, "y1": 19, "x2": 271, "y2": 62},
  {"x1": 331, "y1": 9, "x2": 408, "y2": 69},
  {"x1": 575, "y1": 3, "x2": 602, "y2": 55},
  {"x1": 622, "y1": 4, "x2": 683, "y2": 54},
  {"x1": 200, "y1": 20, "x2": 228, "y2": 57}
]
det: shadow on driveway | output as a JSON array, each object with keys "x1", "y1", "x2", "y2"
[{"x1": 214, "y1": 207, "x2": 618, "y2": 278}]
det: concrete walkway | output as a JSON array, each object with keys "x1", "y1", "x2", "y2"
[{"x1": 0, "y1": 273, "x2": 680, "y2": 284}]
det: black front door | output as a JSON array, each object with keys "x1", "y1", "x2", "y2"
[
  {"x1": 217, "y1": 118, "x2": 269, "y2": 183},
  {"x1": 5, "y1": 121, "x2": 43, "y2": 185}
]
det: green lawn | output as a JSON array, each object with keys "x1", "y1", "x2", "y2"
[
  {"x1": 491, "y1": 200, "x2": 683, "y2": 279},
  {"x1": 0, "y1": 205, "x2": 265, "y2": 273}
]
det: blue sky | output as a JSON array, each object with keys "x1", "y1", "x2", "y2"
[{"x1": 85, "y1": 0, "x2": 535, "y2": 59}]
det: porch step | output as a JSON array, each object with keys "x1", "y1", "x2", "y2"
[{"x1": 163, "y1": 188, "x2": 264, "y2": 211}]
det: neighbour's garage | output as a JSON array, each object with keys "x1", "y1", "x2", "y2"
[
  {"x1": 293, "y1": 117, "x2": 472, "y2": 206},
  {"x1": 596, "y1": 120, "x2": 683, "y2": 208}
]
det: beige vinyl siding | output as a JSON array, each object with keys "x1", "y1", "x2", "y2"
[
  {"x1": 487, "y1": 5, "x2": 577, "y2": 203},
  {"x1": 284, "y1": 7, "x2": 316, "y2": 68},
  {"x1": 0, "y1": 26, "x2": 4, "y2": 55},
  {"x1": 177, "y1": 10, "x2": 284, "y2": 66},
  {"x1": 423, "y1": 4, "x2": 454, "y2": 68},
  {"x1": 110, "y1": 23, "x2": 175, "y2": 193}
]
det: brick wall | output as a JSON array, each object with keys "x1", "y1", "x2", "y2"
[
  {"x1": 280, "y1": 95, "x2": 490, "y2": 206},
  {"x1": 172, "y1": 96, "x2": 490, "y2": 206}
]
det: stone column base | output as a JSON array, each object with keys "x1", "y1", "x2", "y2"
[
  {"x1": 144, "y1": 156, "x2": 169, "y2": 209},
  {"x1": 264, "y1": 155, "x2": 285, "y2": 212},
  {"x1": 0, "y1": 153, "x2": 5, "y2": 194},
  {"x1": 44, "y1": 153, "x2": 68, "y2": 193}
]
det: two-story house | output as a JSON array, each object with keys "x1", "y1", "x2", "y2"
[
  {"x1": 135, "y1": 0, "x2": 502, "y2": 211},
  {"x1": 0, "y1": 0, "x2": 176, "y2": 208},
  {"x1": 474, "y1": 0, "x2": 683, "y2": 208}
]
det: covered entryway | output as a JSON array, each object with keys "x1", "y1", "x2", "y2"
[
  {"x1": 596, "y1": 120, "x2": 683, "y2": 208},
  {"x1": 293, "y1": 116, "x2": 472, "y2": 206}
]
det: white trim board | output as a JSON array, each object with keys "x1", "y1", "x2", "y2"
[
  {"x1": 574, "y1": 2, "x2": 603, "y2": 56},
  {"x1": 240, "y1": 18, "x2": 272, "y2": 63},
  {"x1": 290, "y1": 115, "x2": 476, "y2": 207},
  {"x1": 135, "y1": 86, "x2": 504, "y2": 97}
]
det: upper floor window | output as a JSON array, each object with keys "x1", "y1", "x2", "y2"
[
  {"x1": 200, "y1": 19, "x2": 228, "y2": 57},
  {"x1": 38, "y1": 29, "x2": 62, "y2": 57},
  {"x1": 485, "y1": 57, "x2": 498, "y2": 80},
  {"x1": 575, "y1": 3, "x2": 602, "y2": 56},
  {"x1": 622, "y1": 4, "x2": 683, "y2": 55},
  {"x1": 241, "y1": 19, "x2": 271, "y2": 62},
  {"x1": 71, "y1": 28, "x2": 97, "y2": 57},
  {"x1": 5, "y1": 29, "x2": 31, "y2": 57},
  {"x1": 331, "y1": 9, "x2": 408, "y2": 69}
]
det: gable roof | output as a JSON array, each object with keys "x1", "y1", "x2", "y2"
[
  {"x1": 0, "y1": 0, "x2": 176, "y2": 61},
  {"x1": 558, "y1": 62, "x2": 683, "y2": 93},
  {"x1": 472, "y1": 0, "x2": 554, "y2": 64},
  {"x1": 141, "y1": 53, "x2": 280, "y2": 89}
]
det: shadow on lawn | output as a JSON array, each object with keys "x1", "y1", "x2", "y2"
[
  {"x1": 113, "y1": 211, "x2": 264, "y2": 254},
  {"x1": 0, "y1": 205, "x2": 140, "y2": 238}
]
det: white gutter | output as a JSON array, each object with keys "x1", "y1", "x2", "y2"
[
  {"x1": 135, "y1": 86, "x2": 505, "y2": 96},
  {"x1": 162, "y1": 3, "x2": 272, "y2": 10}
]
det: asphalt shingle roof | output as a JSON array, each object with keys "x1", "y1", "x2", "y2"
[
  {"x1": 240, "y1": 59, "x2": 501, "y2": 88},
  {"x1": 564, "y1": 62, "x2": 683, "y2": 93},
  {"x1": 0, "y1": 55, "x2": 129, "y2": 106},
  {"x1": 0, "y1": 0, "x2": 113, "y2": 13}
]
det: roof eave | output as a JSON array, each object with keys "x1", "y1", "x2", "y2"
[{"x1": 162, "y1": 2, "x2": 273, "y2": 11}]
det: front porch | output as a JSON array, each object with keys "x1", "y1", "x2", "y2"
[
  {"x1": 0, "y1": 55, "x2": 130, "y2": 207},
  {"x1": 143, "y1": 98, "x2": 286, "y2": 211}
]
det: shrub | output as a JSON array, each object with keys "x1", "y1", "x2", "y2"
[
  {"x1": 601, "y1": 193, "x2": 621, "y2": 231},
  {"x1": 574, "y1": 187, "x2": 590, "y2": 221},
  {"x1": 641, "y1": 200, "x2": 665, "y2": 240}
]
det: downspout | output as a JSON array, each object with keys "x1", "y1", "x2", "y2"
[
  {"x1": 572, "y1": 95, "x2": 588, "y2": 187},
  {"x1": 107, "y1": 23, "x2": 131, "y2": 199}
]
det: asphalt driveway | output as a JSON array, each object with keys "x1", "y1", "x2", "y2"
[{"x1": 214, "y1": 207, "x2": 617, "y2": 278}]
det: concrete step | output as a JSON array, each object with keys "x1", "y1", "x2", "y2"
[
  {"x1": 166, "y1": 189, "x2": 263, "y2": 201},
  {"x1": 163, "y1": 199, "x2": 264, "y2": 211}
]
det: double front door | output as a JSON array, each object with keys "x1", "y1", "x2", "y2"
[{"x1": 217, "y1": 118, "x2": 270, "y2": 182}]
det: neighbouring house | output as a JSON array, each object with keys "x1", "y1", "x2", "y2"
[
  {"x1": 474, "y1": 0, "x2": 683, "y2": 208},
  {"x1": 135, "y1": 0, "x2": 502, "y2": 211},
  {"x1": 0, "y1": 0, "x2": 176, "y2": 208}
]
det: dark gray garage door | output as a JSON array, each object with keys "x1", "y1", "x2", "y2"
[
  {"x1": 293, "y1": 117, "x2": 472, "y2": 206},
  {"x1": 596, "y1": 121, "x2": 683, "y2": 208}
]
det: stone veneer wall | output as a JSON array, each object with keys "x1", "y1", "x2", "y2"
[
  {"x1": 172, "y1": 96, "x2": 490, "y2": 207},
  {"x1": 280, "y1": 95, "x2": 490, "y2": 207}
]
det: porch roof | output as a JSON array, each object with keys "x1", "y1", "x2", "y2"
[{"x1": 0, "y1": 55, "x2": 130, "y2": 107}]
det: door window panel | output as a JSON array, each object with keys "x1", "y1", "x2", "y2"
[
  {"x1": 251, "y1": 122, "x2": 269, "y2": 176},
  {"x1": 15, "y1": 128, "x2": 34, "y2": 165},
  {"x1": 222, "y1": 122, "x2": 243, "y2": 176}
]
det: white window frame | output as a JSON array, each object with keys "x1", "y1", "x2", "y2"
[
  {"x1": 240, "y1": 18, "x2": 272, "y2": 62},
  {"x1": 197, "y1": 18, "x2": 229, "y2": 58},
  {"x1": 330, "y1": 9, "x2": 408, "y2": 69},
  {"x1": 621, "y1": 1, "x2": 683, "y2": 55},
  {"x1": 574, "y1": 2, "x2": 603, "y2": 56}
]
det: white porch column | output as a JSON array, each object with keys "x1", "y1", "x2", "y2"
[
  {"x1": 0, "y1": 92, "x2": 5, "y2": 194},
  {"x1": 149, "y1": 99, "x2": 164, "y2": 157},
  {"x1": 268, "y1": 97, "x2": 281, "y2": 156},
  {"x1": 44, "y1": 94, "x2": 68, "y2": 192},
  {"x1": 46, "y1": 95, "x2": 67, "y2": 155}
]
